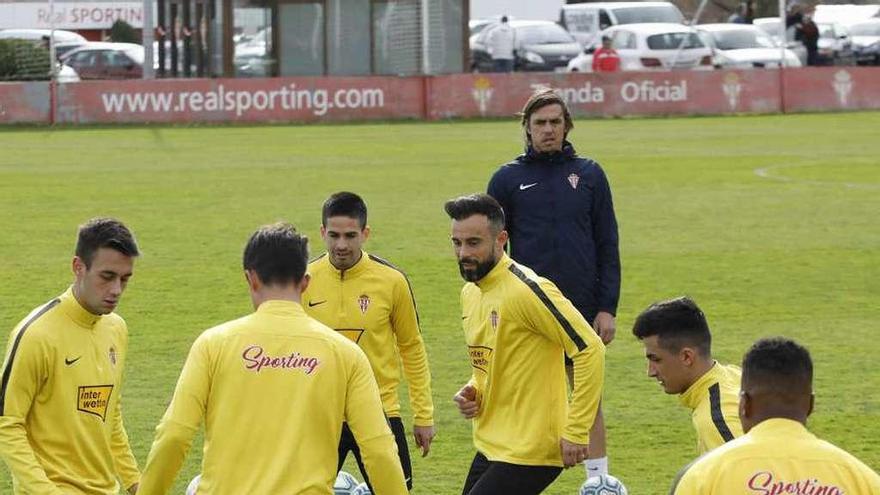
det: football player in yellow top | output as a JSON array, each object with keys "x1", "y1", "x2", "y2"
[
  {"x1": 632, "y1": 296, "x2": 743, "y2": 454},
  {"x1": 672, "y1": 337, "x2": 880, "y2": 494},
  {"x1": 304, "y1": 192, "x2": 434, "y2": 491},
  {"x1": 0, "y1": 218, "x2": 141, "y2": 495},
  {"x1": 445, "y1": 194, "x2": 605, "y2": 495},
  {"x1": 138, "y1": 223, "x2": 407, "y2": 495}
]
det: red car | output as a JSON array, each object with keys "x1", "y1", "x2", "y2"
[{"x1": 61, "y1": 42, "x2": 144, "y2": 80}]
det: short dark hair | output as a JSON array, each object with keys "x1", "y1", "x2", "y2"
[
  {"x1": 75, "y1": 218, "x2": 139, "y2": 268},
  {"x1": 444, "y1": 194, "x2": 505, "y2": 233},
  {"x1": 322, "y1": 192, "x2": 367, "y2": 229},
  {"x1": 519, "y1": 88, "x2": 574, "y2": 139},
  {"x1": 242, "y1": 222, "x2": 309, "y2": 286},
  {"x1": 632, "y1": 296, "x2": 712, "y2": 357},
  {"x1": 742, "y1": 337, "x2": 813, "y2": 394}
]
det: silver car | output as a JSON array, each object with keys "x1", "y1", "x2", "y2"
[{"x1": 697, "y1": 24, "x2": 801, "y2": 69}]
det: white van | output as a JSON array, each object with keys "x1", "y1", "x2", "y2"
[{"x1": 560, "y1": 2, "x2": 686, "y2": 46}]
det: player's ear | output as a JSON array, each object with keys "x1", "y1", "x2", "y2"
[
  {"x1": 738, "y1": 390, "x2": 750, "y2": 424},
  {"x1": 807, "y1": 393, "x2": 814, "y2": 418},
  {"x1": 72, "y1": 256, "x2": 86, "y2": 277},
  {"x1": 679, "y1": 347, "x2": 696, "y2": 367},
  {"x1": 362, "y1": 225, "x2": 371, "y2": 241},
  {"x1": 245, "y1": 270, "x2": 260, "y2": 291},
  {"x1": 319, "y1": 225, "x2": 327, "y2": 239},
  {"x1": 298, "y1": 273, "x2": 311, "y2": 294}
]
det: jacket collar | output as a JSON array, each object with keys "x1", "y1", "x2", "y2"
[
  {"x1": 522, "y1": 140, "x2": 577, "y2": 164},
  {"x1": 679, "y1": 361, "x2": 722, "y2": 410},
  {"x1": 256, "y1": 299, "x2": 307, "y2": 316},
  {"x1": 475, "y1": 253, "x2": 513, "y2": 291},
  {"x1": 61, "y1": 287, "x2": 101, "y2": 328},
  {"x1": 324, "y1": 250, "x2": 369, "y2": 280}
]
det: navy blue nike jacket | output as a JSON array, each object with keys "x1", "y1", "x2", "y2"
[{"x1": 487, "y1": 141, "x2": 620, "y2": 317}]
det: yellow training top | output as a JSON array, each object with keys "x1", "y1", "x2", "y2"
[
  {"x1": 304, "y1": 252, "x2": 434, "y2": 426},
  {"x1": 0, "y1": 288, "x2": 140, "y2": 494},
  {"x1": 672, "y1": 418, "x2": 880, "y2": 494},
  {"x1": 138, "y1": 300, "x2": 408, "y2": 495},
  {"x1": 679, "y1": 361, "x2": 744, "y2": 454},
  {"x1": 460, "y1": 254, "x2": 605, "y2": 467}
]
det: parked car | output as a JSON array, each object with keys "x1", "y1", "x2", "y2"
[
  {"x1": 753, "y1": 17, "x2": 808, "y2": 65},
  {"x1": 817, "y1": 22, "x2": 856, "y2": 65},
  {"x1": 843, "y1": 18, "x2": 880, "y2": 65},
  {"x1": 567, "y1": 23, "x2": 712, "y2": 72},
  {"x1": 471, "y1": 20, "x2": 583, "y2": 72},
  {"x1": 61, "y1": 42, "x2": 144, "y2": 80},
  {"x1": 697, "y1": 24, "x2": 801, "y2": 69},
  {"x1": 560, "y1": 2, "x2": 685, "y2": 47},
  {"x1": 0, "y1": 28, "x2": 87, "y2": 59}
]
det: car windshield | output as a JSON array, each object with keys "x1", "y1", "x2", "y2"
[
  {"x1": 710, "y1": 29, "x2": 777, "y2": 49},
  {"x1": 516, "y1": 24, "x2": 576, "y2": 45},
  {"x1": 611, "y1": 6, "x2": 683, "y2": 24},
  {"x1": 647, "y1": 32, "x2": 704, "y2": 49},
  {"x1": 847, "y1": 23, "x2": 880, "y2": 36},
  {"x1": 818, "y1": 24, "x2": 837, "y2": 38}
]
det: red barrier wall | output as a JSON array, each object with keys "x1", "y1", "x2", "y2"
[
  {"x1": 428, "y1": 70, "x2": 782, "y2": 119},
  {"x1": 1, "y1": 68, "x2": 879, "y2": 125},
  {"x1": 782, "y1": 67, "x2": 880, "y2": 113},
  {"x1": 55, "y1": 76, "x2": 425, "y2": 124},
  {"x1": 0, "y1": 82, "x2": 50, "y2": 124}
]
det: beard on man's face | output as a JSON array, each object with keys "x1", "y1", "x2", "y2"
[{"x1": 458, "y1": 254, "x2": 497, "y2": 282}]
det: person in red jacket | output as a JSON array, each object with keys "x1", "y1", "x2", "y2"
[{"x1": 592, "y1": 35, "x2": 620, "y2": 72}]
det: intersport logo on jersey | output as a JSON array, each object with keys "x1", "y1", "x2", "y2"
[{"x1": 747, "y1": 471, "x2": 844, "y2": 495}]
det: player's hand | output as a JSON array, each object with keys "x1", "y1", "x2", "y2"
[
  {"x1": 413, "y1": 425, "x2": 436, "y2": 457},
  {"x1": 593, "y1": 312, "x2": 616, "y2": 345},
  {"x1": 453, "y1": 384, "x2": 480, "y2": 419},
  {"x1": 560, "y1": 438, "x2": 589, "y2": 468}
]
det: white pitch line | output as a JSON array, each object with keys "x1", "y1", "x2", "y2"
[{"x1": 753, "y1": 163, "x2": 880, "y2": 190}]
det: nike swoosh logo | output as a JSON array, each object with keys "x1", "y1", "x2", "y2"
[
  {"x1": 65, "y1": 356, "x2": 81, "y2": 366},
  {"x1": 308, "y1": 300, "x2": 327, "y2": 307},
  {"x1": 519, "y1": 182, "x2": 538, "y2": 190}
]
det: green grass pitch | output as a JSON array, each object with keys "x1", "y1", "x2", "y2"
[{"x1": 1, "y1": 111, "x2": 879, "y2": 494}]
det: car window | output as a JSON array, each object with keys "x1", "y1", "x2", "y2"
[
  {"x1": 516, "y1": 24, "x2": 576, "y2": 45},
  {"x1": 104, "y1": 51, "x2": 134, "y2": 67},
  {"x1": 565, "y1": 10, "x2": 597, "y2": 34},
  {"x1": 610, "y1": 6, "x2": 684, "y2": 25},
  {"x1": 711, "y1": 29, "x2": 777, "y2": 49},
  {"x1": 647, "y1": 32, "x2": 704, "y2": 50},
  {"x1": 68, "y1": 50, "x2": 97, "y2": 66},
  {"x1": 599, "y1": 10, "x2": 612, "y2": 31}
]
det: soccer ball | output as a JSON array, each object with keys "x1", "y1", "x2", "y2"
[
  {"x1": 334, "y1": 471, "x2": 361, "y2": 495},
  {"x1": 579, "y1": 474, "x2": 628, "y2": 495},
  {"x1": 352, "y1": 482, "x2": 372, "y2": 495},
  {"x1": 185, "y1": 474, "x2": 201, "y2": 495}
]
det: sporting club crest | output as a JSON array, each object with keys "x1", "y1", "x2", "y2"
[
  {"x1": 472, "y1": 77, "x2": 494, "y2": 116},
  {"x1": 722, "y1": 72, "x2": 742, "y2": 111},
  {"x1": 108, "y1": 346, "x2": 117, "y2": 367},
  {"x1": 358, "y1": 294, "x2": 371, "y2": 314},
  {"x1": 833, "y1": 70, "x2": 853, "y2": 107},
  {"x1": 567, "y1": 173, "x2": 580, "y2": 189}
]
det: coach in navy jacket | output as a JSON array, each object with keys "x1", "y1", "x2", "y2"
[
  {"x1": 487, "y1": 88, "x2": 620, "y2": 478},
  {"x1": 487, "y1": 92, "x2": 620, "y2": 329}
]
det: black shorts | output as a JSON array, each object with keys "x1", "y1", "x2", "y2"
[
  {"x1": 338, "y1": 416, "x2": 413, "y2": 491},
  {"x1": 462, "y1": 452, "x2": 562, "y2": 495}
]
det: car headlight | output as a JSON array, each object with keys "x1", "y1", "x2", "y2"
[{"x1": 523, "y1": 51, "x2": 544, "y2": 64}]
